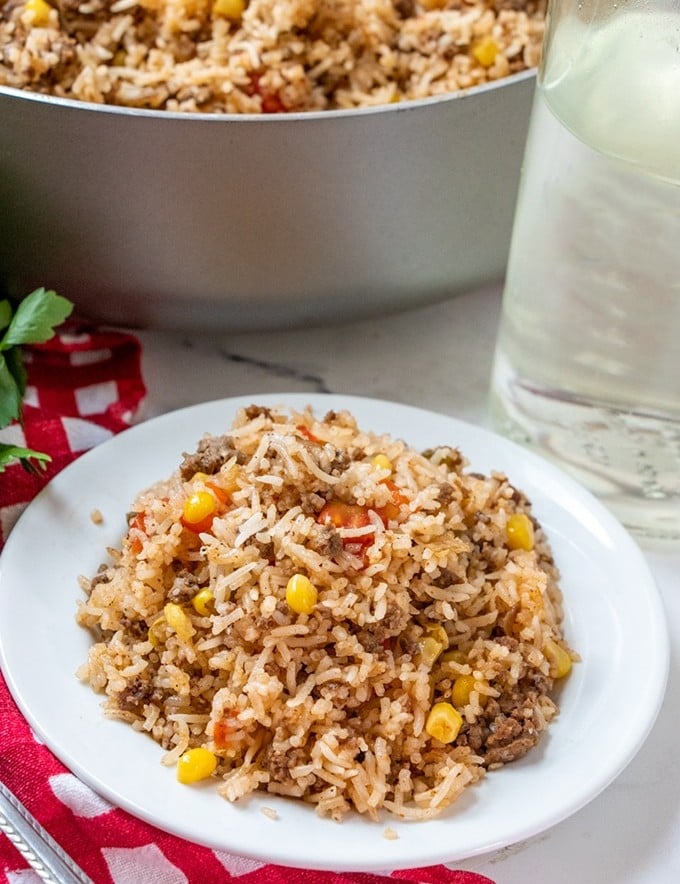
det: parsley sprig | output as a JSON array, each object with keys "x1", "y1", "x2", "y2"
[{"x1": 0, "y1": 288, "x2": 74, "y2": 473}]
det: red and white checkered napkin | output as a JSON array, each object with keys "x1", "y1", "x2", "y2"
[
  {"x1": 0, "y1": 324, "x2": 147, "y2": 548},
  {"x1": 0, "y1": 326, "x2": 494, "y2": 884}
]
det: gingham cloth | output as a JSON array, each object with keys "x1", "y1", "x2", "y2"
[
  {"x1": 0, "y1": 327, "x2": 493, "y2": 884},
  {"x1": 0, "y1": 325, "x2": 147, "y2": 548}
]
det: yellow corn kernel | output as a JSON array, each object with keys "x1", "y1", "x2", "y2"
[
  {"x1": 506, "y1": 512, "x2": 535, "y2": 551},
  {"x1": 191, "y1": 471, "x2": 232, "y2": 496},
  {"x1": 192, "y1": 588, "x2": 215, "y2": 616},
  {"x1": 544, "y1": 638, "x2": 572, "y2": 679},
  {"x1": 371, "y1": 454, "x2": 393, "y2": 472},
  {"x1": 182, "y1": 490, "x2": 217, "y2": 525},
  {"x1": 425, "y1": 624, "x2": 450, "y2": 651},
  {"x1": 147, "y1": 614, "x2": 166, "y2": 647},
  {"x1": 425, "y1": 702, "x2": 463, "y2": 744},
  {"x1": 451, "y1": 674, "x2": 489, "y2": 708},
  {"x1": 176, "y1": 747, "x2": 218, "y2": 784},
  {"x1": 213, "y1": 0, "x2": 245, "y2": 20},
  {"x1": 285, "y1": 573, "x2": 318, "y2": 615},
  {"x1": 416, "y1": 636, "x2": 445, "y2": 669},
  {"x1": 25, "y1": 0, "x2": 52, "y2": 26},
  {"x1": 451, "y1": 674, "x2": 476, "y2": 707},
  {"x1": 440, "y1": 649, "x2": 468, "y2": 667},
  {"x1": 164, "y1": 602, "x2": 196, "y2": 642},
  {"x1": 472, "y1": 37, "x2": 499, "y2": 68}
]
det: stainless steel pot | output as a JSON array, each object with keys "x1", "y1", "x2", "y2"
[{"x1": 0, "y1": 72, "x2": 534, "y2": 331}]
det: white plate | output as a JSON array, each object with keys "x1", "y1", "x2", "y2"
[{"x1": 0, "y1": 393, "x2": 669, "y2": 872}]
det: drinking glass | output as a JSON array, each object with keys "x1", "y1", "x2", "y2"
[{"x1": 489, "y1": 0, "x2": 680, "y2": 540}]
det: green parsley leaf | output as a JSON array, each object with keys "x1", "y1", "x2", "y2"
[
  {"x1": 0, "y1": 300, "x2": 12, "y2": 333},
  {"x1": 0, "y1": 287, "x2": 74, "y2": 474},
  {"x1": 0, "y1": 288, "x2": 73, "y2": 350},
  {"x1": 0, "y1": 442, "x2": 51, "y2": 474},
  {"x1": 4, "y1": 346, "x2": 27, "y2": 402},
  {"x1": 0, "y1": 353, "x2": 23, "y2": 427}
]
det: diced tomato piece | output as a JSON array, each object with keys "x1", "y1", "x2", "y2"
[
  {"x1": 213, "y1": 719, "x2": 233, "y2": 750},
  {"x1": 246, "y1": 73, "x2": 286, "y2": 113},
  {"x1": 317, "y1": 500, "x2": 373, "y2": 541},
  {"x1": 130, "y1": 512, "x2": 146, "y2": 532},
  {"x1": 297, "y1": 424, "x2": 321, "y2": 443},
  {"x1": 375, "y1": 480, "x2": 408, "y2": 523},
  {"x1": 128, "y1": 512, "x2": 147, "y2": 554},
  {"x1": 262, "y1": 93, "x2": 286, "y2": 113},
  {"x1": 205, "y1": 481, "x2": 230, "y2": 505},
  {"x1": 342, "y1": 542, "x2": 372, "y2": 569},
  {"x1": 317, "y1": 501, "x2": 376, "y2": 570},
  {"x1": 180, "y1": 513, "x2": 216, "y2": 535}
]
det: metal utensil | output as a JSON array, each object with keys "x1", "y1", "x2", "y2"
[{"x1": 0, "y1": 779, "x2": 94, "y2": 884}]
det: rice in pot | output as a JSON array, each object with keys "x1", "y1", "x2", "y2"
[
  {"x1": 76, "y1": 404, "x2": 575, "y2": 820},
  {"x1": 0, "y1": 0, "x2": 546, "y2": 113}
]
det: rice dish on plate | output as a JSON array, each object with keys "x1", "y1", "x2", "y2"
[
  {"x1": 0, "y1": 0, "x2": 546, "y2": 113},
  {"x1": 76, "y1": 404, "x2": 575, "y2": 820}
]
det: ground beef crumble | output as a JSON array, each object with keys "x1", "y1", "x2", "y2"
[
  {"x1": 179, "y1": 434, "x2": 246, "y2": 478},
  {"x1": 167, "y1": 568, "x2": 203, "y2": 604},
  {"x1": 117, "y1": 677, "x2": 164, "y2": 712},
  {"x1": 311, "y1": 524, "x2": 344, "y2": 557},
  {"x1": 457, "y1": 678, "x2": 553, "y2": 767}
]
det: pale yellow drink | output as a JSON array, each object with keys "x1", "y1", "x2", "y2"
[{"x1": 491, "y1": 4, "x2": 680, "y2": 538}]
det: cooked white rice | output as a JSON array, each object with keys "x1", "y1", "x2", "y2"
[
  {"x1": 76, "y1": 403, "x2": 575, "y2": 820},
  {"x1": 0, "y1": 0, "x2": 546, "y2": 113}
]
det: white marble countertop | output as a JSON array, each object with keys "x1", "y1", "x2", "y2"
[{"x1": 134, "y1": 283, "x2": 679, "y2": 884}]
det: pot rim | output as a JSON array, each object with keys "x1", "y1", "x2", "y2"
[{"x1": 0, "y1": 67, "x2": 535, "y2": 123}]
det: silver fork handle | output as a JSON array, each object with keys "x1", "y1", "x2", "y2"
[{"x1": 0, "y1": 780, "x2": 94, "y2": 884}]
